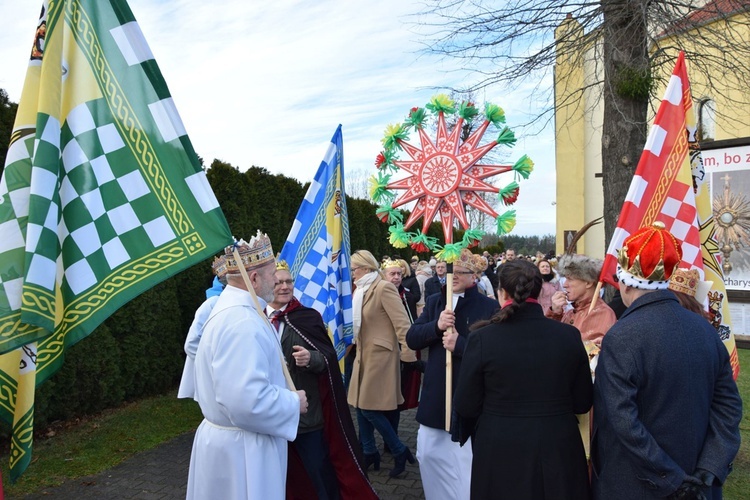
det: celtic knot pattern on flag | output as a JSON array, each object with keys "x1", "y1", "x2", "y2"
[
  {"x1": 279, "y1": 126, "x2": 353, "y2": 361},
  {"x1": 0, "y1": 0, "x2": 232, "y2": 479}
]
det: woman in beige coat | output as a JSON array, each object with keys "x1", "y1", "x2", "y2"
[{"x1": 348, "y1": 250, "x2": 417, "y2": 478}]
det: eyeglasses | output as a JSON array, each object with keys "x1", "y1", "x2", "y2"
[
  {"x1": 350, "y1": 266, "x2": 362, "y2": 272},
  {"x1": 274, "y1": 279, "x2": 294, "y2": 287},
  {"x1": 453, "y1": 271, "x2": 474, "y2": 276}
]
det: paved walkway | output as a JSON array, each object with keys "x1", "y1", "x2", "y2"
[{"x1": 16, "y1": 408, "x2": 425, "y2": 499}]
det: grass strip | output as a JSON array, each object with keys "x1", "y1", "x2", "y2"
[
  {"x1": 0, "y1": 391, "x2": 202, "y2": 497},
  {"x1": 0, "y1": 350, "x2": 748, "y2": 498}
]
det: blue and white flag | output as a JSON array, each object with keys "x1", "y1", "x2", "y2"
[{"x1": 279, "y1": 126, "x2": 352, "y2": 360}]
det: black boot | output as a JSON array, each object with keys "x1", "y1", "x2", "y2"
[
  {"x1": 389, "y1": 447, "x2": 415, "y2": 477},
  {"x1": 364, "y1": 452, "x2": 380, "y2": 471}
]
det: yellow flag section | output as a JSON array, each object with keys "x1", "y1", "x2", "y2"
[
  {"x1": 678, "y1": 52, "x2": 739, "y2": 378},
  {"x1": 278, "y1": 126, "x2": 354, "y2": 363},
  {"x1": 0, "y1": 0, "x2": 232, "y2": 480},
  {"x1": 686, "y1": 115, "x2": 740, "y2": 379}
]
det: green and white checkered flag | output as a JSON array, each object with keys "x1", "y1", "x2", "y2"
[{"x1": 0, "y1": 0, "x2": 232, "y2": 479}]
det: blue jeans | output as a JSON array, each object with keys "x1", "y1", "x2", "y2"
[{"x1": 357, "y1": 408, "x2": 406, "y2": 456}]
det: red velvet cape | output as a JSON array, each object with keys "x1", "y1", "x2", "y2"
[{"x1": 282, "y1": 299, "x2": 378, "y2": 500}]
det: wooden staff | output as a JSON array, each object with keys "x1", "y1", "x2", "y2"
[
  {"x1": 588, "y1": 281, "x2": 603, "y2": 314},
  {"x1": 232, "y1": 248, "x2": 296, "y2": 391},
  {"x1": 444, "y1": 264, "x2": 454, "y2": 432}
]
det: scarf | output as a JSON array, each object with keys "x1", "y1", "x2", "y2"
[
  {"x1": 266, "y1": 299, "x2": 303, "y2": 331},
  {"x1": 541, "y1": 272, "x2": 555, "y2": 282},
  {"x1": 352, "y1": 271, "x2": 378, "y2": 342},
  {"x1": 501, "y1": 297, "x2": 540, "y2": 308}
]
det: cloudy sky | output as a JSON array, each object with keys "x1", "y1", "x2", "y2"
[{"x1": 0, "y1": 0, "x2": 557, "y2": 236}]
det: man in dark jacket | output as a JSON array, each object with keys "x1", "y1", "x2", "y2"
[
  {"x1": 592, "y1": 223, "x2": 742, "y2": 500},
  {"x1": 399, "y1": 259, "x2": 422, "y2": 312},
  {"x1": 406, "y1": 249, "x2": 499, "y2": 499},
  {"x1": 423, "y1": 260, "x2": 447, "y2": 299}
]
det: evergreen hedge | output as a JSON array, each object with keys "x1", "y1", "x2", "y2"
[{"x1": 19, "y1": 159, "x2": 405, "y2": 433}]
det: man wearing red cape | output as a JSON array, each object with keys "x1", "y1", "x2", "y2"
[{"x1": 269, "y1": 263, "x2": 377, "y2": 500}]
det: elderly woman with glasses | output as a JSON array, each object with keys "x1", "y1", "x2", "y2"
[{"x1": 348, "y1": 250, "x2": 417, "y2": 478}]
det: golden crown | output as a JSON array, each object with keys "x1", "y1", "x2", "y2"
[
  {"x1": 455, "y1": 248, "x2": 487, "y2": 274},
  {"x1": 381, "y1": 258, "x2": 402, "y2": 270},
  {"x1": 212, "y1": 255, "x2": 228, "y2": 278},
  {"x1": 276, "y1": 259, "x2": 290, "y2": 271},
  {"x1": 668, "y1": 268, "x2": 700, "y2": 297},
  {"x1": 223, "y1": 231, "x2": 275, "y2": 274}
]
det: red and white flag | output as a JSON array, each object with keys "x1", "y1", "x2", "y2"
[{"x1": 600, "y1": 51, "x2": 740, "y2": 378}]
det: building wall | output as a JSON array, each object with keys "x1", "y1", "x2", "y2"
[
  {"x1": 554, "y1": 18, "x2": 605, "y2": 257},
  {"x1": 554, "y1": 9, "x2": 750, "y2": 258}
]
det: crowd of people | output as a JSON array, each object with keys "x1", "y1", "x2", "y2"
[{"x1": 179, "y1": 222, "x2": 742, "y2": 500}]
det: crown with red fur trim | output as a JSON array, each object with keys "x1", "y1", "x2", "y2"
[{"x1": 616, "y1": 222, "x2": 682, "y2": 290}]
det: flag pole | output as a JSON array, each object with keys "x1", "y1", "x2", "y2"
[
  {"x1": 233, "y1": 249, "x2": 296, "y2": 391},
  {"x1": 588, "y1": 281, "x2": 602, "y2": 314},
  {"x1": 444, "y1": 264, "x2": 454, "y2": 432}
]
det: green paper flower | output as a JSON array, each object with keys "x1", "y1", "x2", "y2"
[
  {"x1": 436, "y1": 242, "x2": 465, "y2": 263},
  {"x1": 498, "y1": 181, "x2": 520, "y2": 205},
  {"x1": 496, "y1": 210, "x2": 517, "y2": 235},
  {"x1": 512, "y1": 155, "x2": 534, "y2": 180},
  {"x1": 458, "y1": 101, "x2": 479, "y2": 121},
  {"x1": 382, "y1": 123, "x2": 409, "y2": 151},
  {"x1": 369, "y1": 172, "x2": 394, "y2": 205},
  {"x1": 426, "y1": 94, "x2": 456, "y2": 115},
  {"x1": 484, "y1": 103, "x2": 506, "y2": 127},
  {"x1": 376, "y1": 204, "x2": 403, "y2": 224},
  {"x1": 388, "y1": 224, "x2": 411, "y2": 249},
  {"x1": 496, "y1": 126, "x2": 517, "y2": 147},
  {"x1": 375, "y1": 149, "x2": 399, "y2": 174},
  {"x1": 409, "y1": 233, "x2": 439, "y2": 253},
  {"x1": 404, "y1": 107, "x2": 427, "y2": 130},
  {"x1": 461, "y1": 229, "x2": 485, "y2": 248}
]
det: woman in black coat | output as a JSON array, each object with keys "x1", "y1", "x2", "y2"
[{"x1": 454, "y1": 260, "x2": 593, "y2": 500}]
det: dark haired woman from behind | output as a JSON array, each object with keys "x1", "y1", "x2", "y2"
[{"x1": 453, "y1": 259, "x2": 593, "y2": 500}]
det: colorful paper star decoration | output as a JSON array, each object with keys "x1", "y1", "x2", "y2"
[{"x1": 370, "y1": 94, "x2": 533, "y2": 261}]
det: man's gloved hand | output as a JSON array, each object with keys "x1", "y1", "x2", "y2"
[
  {"x1": 666, "y1": 481, "x2": 708, "y2": 500},
  {"x1": 694, "y1": 469, "x2": 716, "y2": 487}
]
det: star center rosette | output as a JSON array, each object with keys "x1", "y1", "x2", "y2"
[{"x1": 370, "y1": 94, "x2": 534, "y2": 261}]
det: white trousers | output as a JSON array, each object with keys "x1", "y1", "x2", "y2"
[{"x1": 416, "y1": 424, "x2": 472, "y2": 500}]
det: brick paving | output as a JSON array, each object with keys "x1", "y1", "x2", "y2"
[{"x1": 16, "y1": 408, "x2": 425, "y2": 499}]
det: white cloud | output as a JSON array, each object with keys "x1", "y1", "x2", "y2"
[{"x1": 0, "y1": 0, "x2": 556, "y2": 236}]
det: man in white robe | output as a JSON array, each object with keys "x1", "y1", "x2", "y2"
[
  {"x1": 178, "y1": 273, "x2": 225, "y2": 400},
  {"x1": 186, "y1": 233, "x2": 308, "y2": 499}
]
